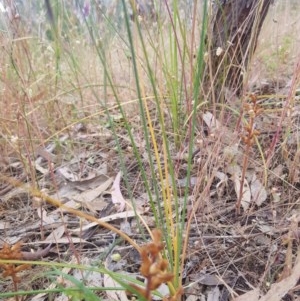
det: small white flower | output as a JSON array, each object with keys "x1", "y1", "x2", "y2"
[
  {"x1": 11, "y1": 135, "x2": 18, "y2": 144},
  {"x1": 216, "y1": 47, "x2": 223, "y2": 56}
]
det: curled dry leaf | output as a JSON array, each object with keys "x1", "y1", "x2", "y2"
[
  {"x1": 103, "y1": 273, "x2": 129, "y2": 301},
  {"x1": 71, "y1": 210, "x2": 140, "y2": 234},
  {"x1": 249, "y1": 173, "x2": 267, "y2": 207},
  {"x1": 73, "y1": 177, "x2": 113, "y2": 213},
  {"x1": 202, "y1": 111, "x2": 221, "y2": 131},
  {"x1": 45, "y1": 225, "x2": 65, "y2": 242},
  {"x1": 228, "y1": 165, "x2": 267, "y2": 211},
  {"x1": 232, "y1": 170, "x2": 251, "y2": 212},
  {"x1": 36, "y1": 207, "x2": 56, "y2": 224},
  {"x1": 111, "y1": 171, "x2": 126, "y2": 212},
  {"x1": 215, "y1": 171, "x2": 228, "y2": 195},
  {"x1": 207, "y1": 286, "x2": 221, "y2": 301}
]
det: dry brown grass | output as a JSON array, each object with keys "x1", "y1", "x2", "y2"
[{"x1": 0, "y1": 1, "x2": 300, "y2": 300}]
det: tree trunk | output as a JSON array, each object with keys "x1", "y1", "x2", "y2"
[{"x1": 205, "y1": 0, "x2": 273, "y2": 102}]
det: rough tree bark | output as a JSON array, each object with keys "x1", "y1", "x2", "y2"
[{"x1": 205, "y1": 0, "x2": 273, "y2": 101}]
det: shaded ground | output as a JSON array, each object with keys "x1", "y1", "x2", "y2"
[{"x1": 1, "y1": 81, "x2": 300, "y2": 299}]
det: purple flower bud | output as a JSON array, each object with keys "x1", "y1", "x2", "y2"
[{"x1": 82, "y1": 1, "x2": 90, "y2": 17}]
